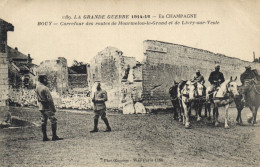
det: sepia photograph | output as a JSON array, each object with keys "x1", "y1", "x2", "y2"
[{"x1": 0, "y1": 0, "x2": 260, "y2": 166}]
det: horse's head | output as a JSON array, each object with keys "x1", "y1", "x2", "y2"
[
  {"x1": 196, "y1": 82, "x2": 205, "y2": 97},
  {"x1": 184, "y1": 81, "x2": 196, "y2": 100},
  {"x1": 227, "y1": 76, "x2": 239, "y2": 97}
]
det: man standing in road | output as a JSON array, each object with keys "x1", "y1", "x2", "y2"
[
  {"x1": 90, "y1": 82, "x2": 111, "y2": 133},
  {"x1": 36, "y1": 75, "x2": 63, "y2": 141}
]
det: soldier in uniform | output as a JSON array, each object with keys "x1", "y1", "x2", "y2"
[
  {"x1": 206, "y1": 64, "x2": 225, "y2": 99},
  {"x1": 192, "y1": 69, "x2": 205, "y2": 84},
  {"x1": 240, "y1": 66, "x2": 256, "y2": 85},
  {"x1": 36, "y1": 76, "x2": 63, "y2": 141},
  {"x1": 90, "y1": 82, "x2": 111, "y2": 133},
  {"x1": 240, "y1": 66, "x2": 257, "y2": 102}
]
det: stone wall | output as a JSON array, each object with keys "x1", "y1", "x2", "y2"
[
  {"x1": 90, "y1": 47, "x2": 122, "y2": 108},
  {"x1": 61, "y1": 91, "x2": 92, "y2": 110},
  {"x1": 8, "y1": 88, "x2": 37, "y2": 107},
  {"x1": 37, "y1": 57, "x2": 69, "y2": 95},
  {"x1": 68, "y1": 74, "x2": 88, "y2": 89},
  {"x1": 0, "y1": 52, "x2": 9, "y2": 106},
  {"x1": 0, "y1": 19, "x2": 13, "y2": 106},
  {"x1": 68, "y1": 64, "x2": 89, "y2": 89},
  {"x1": 142, "y1": 40, "x2": 260, "y2": 109},
  {"x1": 90, "y1": 47, "x2": 142, "y2": 109}
]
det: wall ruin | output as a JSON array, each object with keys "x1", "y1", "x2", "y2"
[
  {"x1": 142, "y1": 40, "x2": 260, "y2": 109},
  {"x1": 90, "y1": 47, "x2": 143, "y2": 109}
]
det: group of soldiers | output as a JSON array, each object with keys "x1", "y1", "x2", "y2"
[
  {"x1": 172, "y1": 64, "x2": 258, "y2": 104},
  {"x1": 36, "y1": 76, "x2": 111, "y2": 142},
  {"x1": 35, "y1": 64, "x2": 258, "y2": 141},
  {"x1": 175, "y1": 64, "x2": 225, "y2": 100}
]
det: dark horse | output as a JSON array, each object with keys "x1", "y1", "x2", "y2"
[
  {"x1": 234, "y1": 86, "x2": 244, "y2": 125},
  {"x1": 169, "y1": 82, "x2": 182, "y2": 122},
  {"x1": 243, "y1": 79, "x2": 260, "y2": 125}
]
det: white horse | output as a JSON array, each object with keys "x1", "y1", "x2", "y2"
[
  {"x1": 180, "y1": 81, "x2": 196, "y2": 128},
  {"x1": 210, "y1": 77, "x2": 239, "y2": 128}
]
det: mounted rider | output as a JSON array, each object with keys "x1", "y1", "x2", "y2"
[
  {"x1": 240, "y1": 66, "x2": 257, "y2": 84},
  {"x1": 192, "y1": 69, "x2": 205, "y2": 85},
  {"x1": 206, "y1": 64, "x2": 225, "y2": 100},
  {"x1": 240, "y1": 66, "x2": 257, "y2": 103}
]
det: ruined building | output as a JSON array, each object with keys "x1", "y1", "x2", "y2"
[
  {"x1": 0, "y1": 18, "x2": 37, "y2": 107},
  {"x1": 37, "y1": 57, "x2": 69, "y2": 99},
  {"x1": 142, "y1": 40, "x2": 260, "y2": 109},
  {"x1": 8, "y1": 46, "x2": 37, "y2": 89},
  {"x1": 90, "y1": 41, "x2": 260, "y2": 110},
  {"x1": 2, "y1": 17, "x2": 260, "y2": 111},
  {"x1": 68, "y1": 62, "x2": 90, "y2": 90},
  {"x1": 0, "y1": 19, "x2": 13, "y2": 106},
  {"x1": 89, "y1": 47, "x2": 142, "y2": 109}
]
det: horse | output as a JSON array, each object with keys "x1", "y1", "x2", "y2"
[
  {"x1": 243, "y1": 79, "x2": 260, "y2": 125},
  {"x1": 208, "y1": 76, "x2": 239, "y2": 128},
  {"x1": 234, "y1": 86, "x2": 244, "y2": 125},
  {"x1": 206, "y1": 84, "x2": 247, "y2": 125},
  {"x1": 180, "y1": 80, "x2": 196, "y2": 128},
  {"x1": 192, "y1": 82, "x2": 206, "y2": 121},
  {"x1": 169, "y1": 82, "x2": 182, "y2": 121}
]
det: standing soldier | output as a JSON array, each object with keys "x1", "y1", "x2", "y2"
[
  {"x1": 90, "y1": 82, "x2": 111, "y2": 133},
  {"x1": 206, "y1": 64, "x2": 225, "y2": 99},
  {"x1": 36, "y1": 75, "x2": 63, "y2": 141}
]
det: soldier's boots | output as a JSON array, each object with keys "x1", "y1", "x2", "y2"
[
  {"x1": 51, "y1": 123, "x2": 63, "y2": 141},
  {"x1": 90, "y1": 119, "x2": 99, "y2": 133},
  {"x1": 42, "y1": 124, "x2": 50, "y2": 141},
  {"x1": 103, "y1": 118, "x2": 111, "y2": 132}
]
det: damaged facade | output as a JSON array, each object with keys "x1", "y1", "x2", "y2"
[
  {"x1": 68, "y1": 63, "x2": 90, "y2": 90},
  {"x1": 142, "y1": 40, "x2": 260, "y2": 109},
  {"x1": 0, "y1": 18, "x2": 13, "y2": 106},
  {"x1": 89, "y1": 47, "x2": 143, "y2": 110},
  {"x1": 0, "y1": 18, "x2": 38, "y2": 107},
  {"x1": 90, "y1": 40, "x2": 260, "y2": 110},
  {"x1": 37, "y1": 57, "x2": 69, "y2": 95}
]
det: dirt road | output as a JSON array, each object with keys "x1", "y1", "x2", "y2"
[{"x1": 0, "y1": 107, "x2": 259, "y2": 167}]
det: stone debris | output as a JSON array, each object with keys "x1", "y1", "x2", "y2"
[
  {"x1": 122, "y1": 94, "x2": 135, "y2": 114},
  {"x1": 134, "y1": 102, "x2": 146, "y2": 114}
]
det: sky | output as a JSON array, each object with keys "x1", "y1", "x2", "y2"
[{"x1": 0, "y1": 0, "x2": 259, "y2": 66}]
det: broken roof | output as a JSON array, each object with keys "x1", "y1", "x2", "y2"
[
  {"x1": 7, "y1": 45, "x2": 28, "y2": 60},
  {"x1": 0, "y1": 18, "x2": 14, "y2": 31}
]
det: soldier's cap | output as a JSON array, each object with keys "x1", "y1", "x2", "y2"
[
  {"x1": 245, "y1": 66, "x2": 251, "y2": 69},
  {"x1": 215, "y1": 64, "x2": 220, "y2": 68},
  {"x1": 196, "y1": 69, "x2": 200, "y2": 73}
]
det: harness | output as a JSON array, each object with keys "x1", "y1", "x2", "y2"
[
  {"x1": 245, "y1": 79, "x2": 260, "y2": 95},
  {"x1": 191, "y1": 82, "x2": 235, "y2": 103}
]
